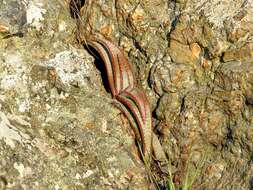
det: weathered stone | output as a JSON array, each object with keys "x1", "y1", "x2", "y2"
[
  {"x1": 190, "y1": 42, "x2": 201, "y2": 59},
  {"x1": 155, "y1": 93, "x2": 181, "y2": 124},
  {"x1": 0, "y1": 0, "x2": 26, "y2": 34},
  {"x1": 222, "y1": 43, "x2": 253, "y2": 62},
  {"x1": 82, "y1": 0, "x2": 253, "y2": 187},
  {"x1": 1, "y1": 0, "x2": 253, "y2": 189},
  {"x1": 169, "y1": 40, "x2": 199, "y2": 65},
  {"x1": 0, "y1": 0, "x2": 148, "y2": 189},
  {"x1": 150, "y1": 60, "x2": 197, "y2": 96}
]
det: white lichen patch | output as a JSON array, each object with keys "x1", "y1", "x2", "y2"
[
  {"x1": 4, "y1": 52, "x2": 24, "y2": 70},
  {"x1": 188, "y1": 0, "x2": 253, "y2": 29},
  {"x1": 1, "y1": 75, "x2": 28, "y2": 94},
  {"x1": 75, "y1": 173, "x2": 82, "y2": 179},
  {"x1": 1, "y1": 75, "x2": 20, "y2": 90},
  {"x1": 0, "y1": 51, "x2": 32, "y2": 113},
  {"x1": 13, "y1": 163, "x2": 32, "y2": 178},
  {"x1": 83, "y1": 170, "x2": 94, "y2": 178},
  {"x1": 0, "y1": 112, "x2": 30, "y2": 148},
  {"x1": 31, "y1": 80, "x2": 48, "y2": 95},
  {"x1": 26, "y1": 0, "x2": 46, "y2": 30},
  {"x1": 0, "y1": 52, "x2": 28, "y2": 92},
  {"x1": 46, "y1": 48, "x2": 94, "y2": 87},
  {"x1": 54, "y1": 184, "x2": 60, "y2": 190},
  {"x1": 16, "y1": 98, "x2": 31, "y2": 113},
  {"x1": 101, "y1": 119, "x2": 108, "y2": 133},
  {"x1": 58, "y1": 21, "x2": 67, "y2": 32}
]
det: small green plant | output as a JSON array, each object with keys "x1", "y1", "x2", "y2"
[
  {"x1": 167, "y1": 158, "x2": 176, "y2": 190},
  {"x1": 167, "y1": 151, "x2": 207, "y2": 190}
]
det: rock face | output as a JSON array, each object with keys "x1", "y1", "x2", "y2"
[
  {"x1": 78, "y1": 0, "x2": 253, "y2": 189},
  {"x1": 0, "y1": 0, "x2": 253, "y2": 190},
  {"x1": 0, "y1": 0, "x2": 147, "y2": 189}
]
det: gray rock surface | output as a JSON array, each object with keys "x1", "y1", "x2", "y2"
[{"x1": 0, "y1": 0, "x2": 148, "y2": 189}]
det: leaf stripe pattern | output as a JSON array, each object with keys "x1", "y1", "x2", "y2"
[{"x1": 86, "y1": 38, "x2": 166, "y2": 162}]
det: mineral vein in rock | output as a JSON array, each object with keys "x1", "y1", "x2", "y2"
[{"x1": 86, "y1": 38, "x2": 166, "y2": 162}]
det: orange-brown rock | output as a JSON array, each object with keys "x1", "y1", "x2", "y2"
[
  {"x1": 222, "y1": 43, "x2": 253, "y2": 62},
  {"x1": 169, "y1": 40, "x2": 199, "y2": 65}
]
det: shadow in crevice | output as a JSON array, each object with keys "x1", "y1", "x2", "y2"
[
  {"x1": 250, "y1": 177, "x2": 253, "y2": 190},
  {"x1": 85, "y1": 45, "x2": 111, "y2": 94},
  {"x1": 69, "y1": 0, "x2": 86, "y2": 19}
]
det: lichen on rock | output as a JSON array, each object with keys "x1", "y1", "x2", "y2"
[
  {"x1": 79, "y1": 0, "x2": 253, "y2": 189},
  {"x1": 0, "y1": 0, "x2": 253, "y2": 189},
  {"x1": 0, "y1": 0, "x2": 148, "y2": 189}
]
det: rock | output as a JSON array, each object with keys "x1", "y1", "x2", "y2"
[
  {"x1": 222, "y1": 43, "x2": 253, "y2": 62},
  {"x1": 169, "y1": 40, "x2": 199, "y2": 65},
  {"x1": 0, "y1": 0, "x2": 148, "y2": 189},
  {"x1": 150, "y1": 60, "x2": 197, "y2": 96},
  {"x1": 190, "y1": 42, "x2": 201, "y2": 59},
  {"x1": 0, "y1": 0, "x2": 26, "y2": 34},
  {"x1": 1, "y1": 0, "x2": 253, "y2": 189},
  {"x1": 82, "y1": 0, "x2": 253, "y2": 189}
]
